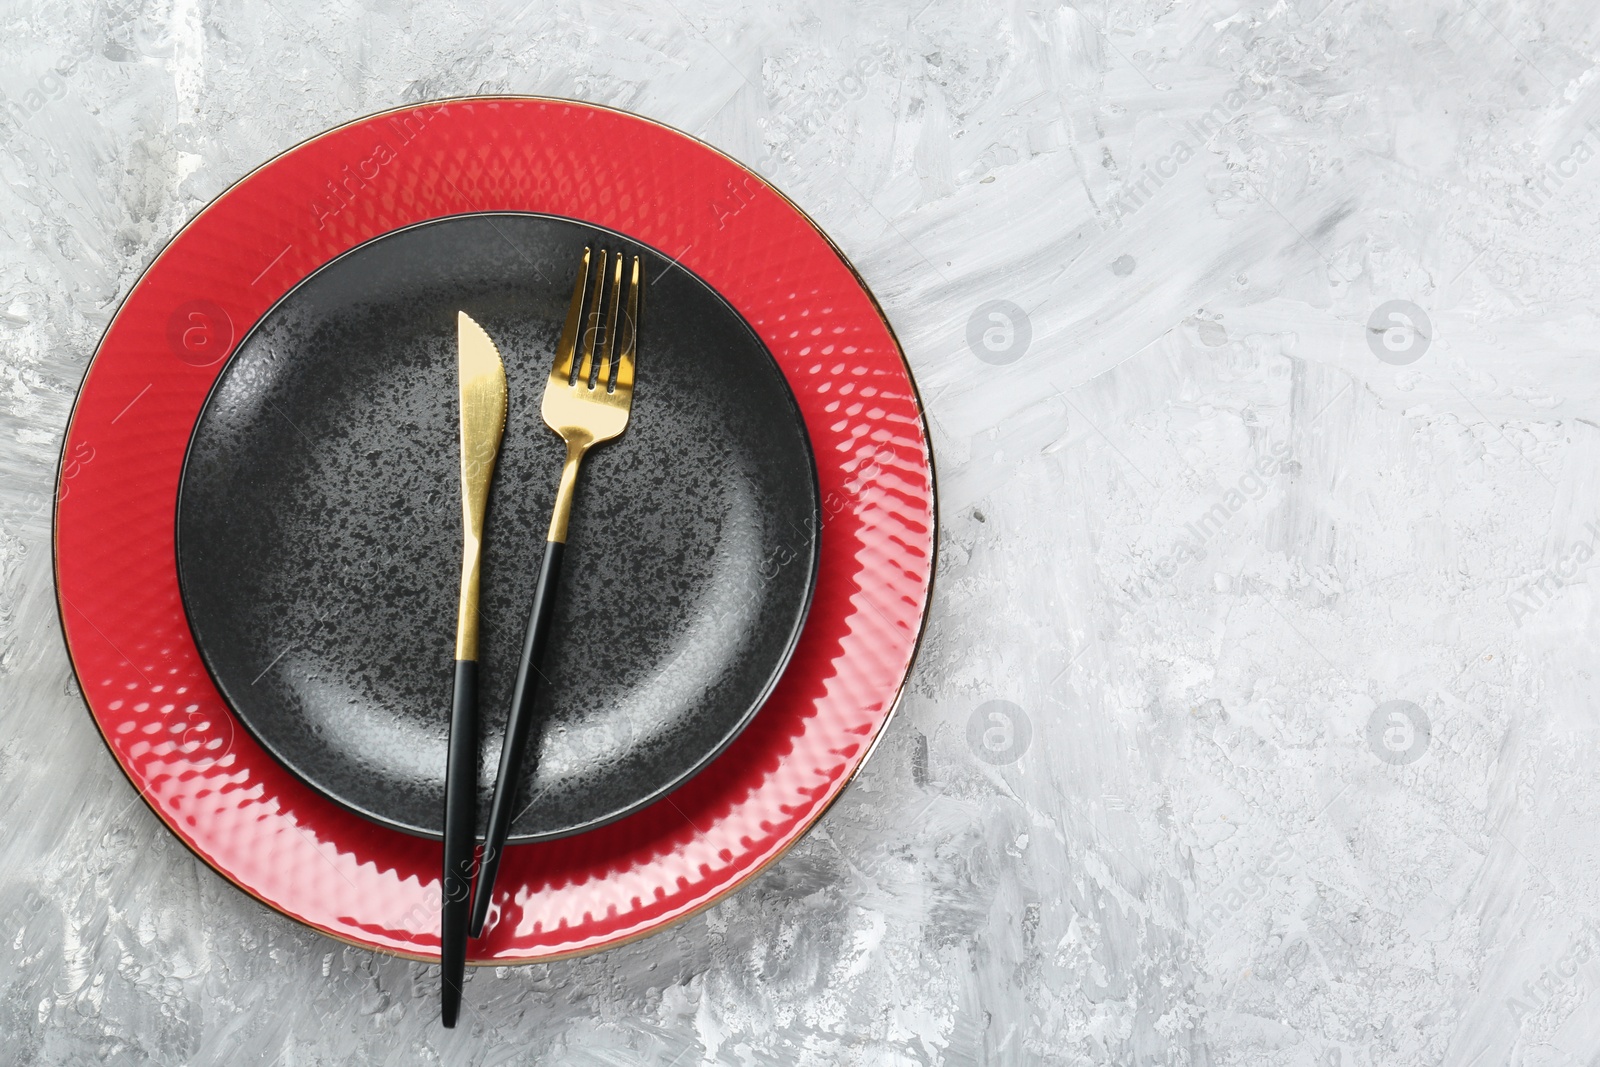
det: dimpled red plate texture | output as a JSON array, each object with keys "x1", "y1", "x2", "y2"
[{"x1": 53, "y1": 98, "x2": 935, "y2": 963}]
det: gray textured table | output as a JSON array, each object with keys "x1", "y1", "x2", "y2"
[{"x1": 5, "y1": 1, "x2": 1600, "y2": 1064}]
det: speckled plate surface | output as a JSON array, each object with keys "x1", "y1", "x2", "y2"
[
  {"x1": 54, "y1": 97, "x2": 935, "y2": 963},
  {"x1": 176, "y1": 212, "x2": 820, "y2": 842}
]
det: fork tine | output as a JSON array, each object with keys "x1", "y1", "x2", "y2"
[
  {"x1": 553, "y1": 247, "x2": 591, "y2": 382},
  {"x1": 576, "y1": 250, "x2": 607, "y2": 387},
  {"x1": 614, "y1": 256, "x2": 640, "y2": 394},
  {"x1": 596, "y1": 250, "x2": 624, "y2": 390}
]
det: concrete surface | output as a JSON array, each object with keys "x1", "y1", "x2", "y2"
[{"x1": 4, "y1": 0, "x2": 1600, "y2": 1063}]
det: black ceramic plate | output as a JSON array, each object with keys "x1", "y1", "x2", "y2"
[{"x1": 176, "y1": 213, "x2": 820, "y2": 842}]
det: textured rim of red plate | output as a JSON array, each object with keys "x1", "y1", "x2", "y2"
[{"x1": 52, "y1": 97, "x2": 937, "y2": 963}]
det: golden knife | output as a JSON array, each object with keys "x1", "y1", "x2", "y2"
[{"x1": 442, "y1": 310, "x2": 507, "y2": 1028}]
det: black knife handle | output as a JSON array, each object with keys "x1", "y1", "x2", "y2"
[
  {"x1": 440, "y1": 658, "x2": 477, "y2": 1028},
  {"x1": 469, "y1": 539, "x2": 565, "y2": 937}
]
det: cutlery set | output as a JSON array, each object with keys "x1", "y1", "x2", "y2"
[{"x1": 443, "y1": 247, "x2": 643, "y2": 1026}]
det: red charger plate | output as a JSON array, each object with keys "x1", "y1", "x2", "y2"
[{"x1": 53, "y1": 97, "x2": 935, "y2": 962}]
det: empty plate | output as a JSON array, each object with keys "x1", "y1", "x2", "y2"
[{"x1": 176, "y1": 212, "x2": 820, "y2": 841}]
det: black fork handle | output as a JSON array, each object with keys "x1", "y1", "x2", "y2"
[{"x1": 469, "y1": 539, "x2": 566, "y2": 937}]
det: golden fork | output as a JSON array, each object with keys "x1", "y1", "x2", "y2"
[{"x1": 468, "y1": 246, "x2": 642, "y2": 936}]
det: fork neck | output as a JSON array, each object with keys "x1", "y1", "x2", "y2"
[{"x1": 546, "y1": 437, "x2": 591, "y2": 544}]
